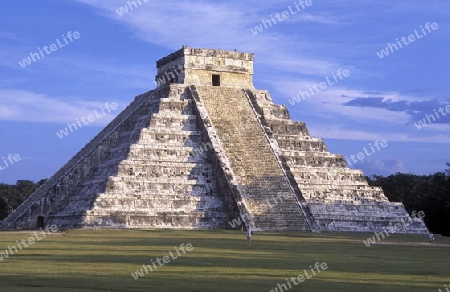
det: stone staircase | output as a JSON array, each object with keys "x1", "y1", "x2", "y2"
[{"x1": 190, "y1": 86, "x2": 312, "y2": 231}]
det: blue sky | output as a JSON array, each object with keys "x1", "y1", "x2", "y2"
[{"x1": 0, "y1": 0, "x2": 449, "y2": 184}]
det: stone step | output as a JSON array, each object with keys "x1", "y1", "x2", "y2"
[
  {"x1": 80, "y1": 175, "x2": 210, "y2": 191},
  {"x1": 126, "y1": 147, "x2": 205, "y2": 161},
  {"x1": 299, "y1": 184, "x2": 381, "y2": 191},
  {"x1": 268, "y1": 121, "x2": 310, "y2": 136},
  {"x1": 295, "y1": 179, "x2": 368, "y2": 186},
  {"x1": 138, "y1": 134, "x2": 204, "y2": 147},
  {"x1": 290, "y1": 166, "x2": 365, "y2": 176},
  {"x1": 158, "y1": 98, "x2": 191, "y2": 114},
  {"x1": 284, "y1": 156, "x2": 347, "y2": 167},
  {"x1": 106, "y1": 176, "x2": 207, "y2": 185},
  {"x1": 276, "y1": 138, "x2": 328, "y2": 152},
  {"x1": 51, "y1": 213, "x2": 231, "y2": 229},
  {"x1": 303, "y1": 191, "x2": 386, "y2": 201},
  {"x1": 149, "y1": 114, "x2": 198, "y2": 131},
  {"x1": 314, "y1": 218, "x2": 429, "y2": 233},
  {"x1": 282, "y1": 151, "x2": 345, "y2": 159},
  {"x1": 274, "y1": 134, "x2": 325, "y2": 143}
]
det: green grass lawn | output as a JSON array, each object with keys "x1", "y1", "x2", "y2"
[{"x1": 0, "y1": 229, "x2": 449, "y2": 292}]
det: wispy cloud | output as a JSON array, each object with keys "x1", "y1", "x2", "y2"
[
  {"x1": 72, "y1": 0, "x2": 341, "y2": 77},
  {"x1": 51, "y1": 55, "x2": 156, "y2": 89},
  {"x1": 0, "y1": 32, "x2": 24, "y2": 41},
  {"x1": 357, "y1": 158, "x2": 408, "y2": 176},
  {"x1": 285, "y1": 13, "x2": 344, "y2": 25},
  {"x1": 0, "y1": 89, "x2": 123, "y2": 125},
  {"x1": 344, "y1": 97, "x2": 450, "y2": 125}
]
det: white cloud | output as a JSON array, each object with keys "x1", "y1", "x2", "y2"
[
  {"x1": 53, "y1": 55, "x2": 156, "y2": 89},
  {"x1": 356, "y1": 158, "x2": 408, "y2": 176},
  {"x1": 0, "y1": 32, "x2": 24, "y2": 41},
  {"x1": 0, "y1": 89, "x2": 123, "y2": 125},
  {"x1": 285, "y1": 13, "x2": 344, "y2": 25},
  {"x1": 72, "y1": 0, "x2": 339, "y2": 77},
  {"x1": 308, "y1": 124, "x2": 450, "y2": 143}
]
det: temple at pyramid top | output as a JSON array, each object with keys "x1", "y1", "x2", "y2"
[{"x1": 155, "y1": 46, "x2": 255, "y2": 88}]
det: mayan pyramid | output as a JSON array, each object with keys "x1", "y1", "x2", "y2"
[{"x1": 2, "y1": 46, "x2": 428, "y2": 233}]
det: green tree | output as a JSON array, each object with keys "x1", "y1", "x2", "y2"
[
  {"x1": 368, "y1": 169, "x2": 450, "y2": 235},
  {"x1": 0, "y1": 180, "x2": 43, "y2": 220}
]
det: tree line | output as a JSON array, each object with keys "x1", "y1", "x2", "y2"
[
  {"x1": 367, "y1": 163, "x2": 450, "y2": 235},
  {"x1": 0, "y1": 164, "x2": 448, "y2": 234},
  {"x1": 0, "y1": 180, "x2": 46, "y2": 220}
]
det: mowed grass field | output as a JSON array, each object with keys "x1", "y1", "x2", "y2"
[{"x1": 0, "y1": 229, "x2": 449, "y2": 292}]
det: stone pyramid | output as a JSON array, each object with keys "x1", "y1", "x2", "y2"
[{"x1": 3, "y1": 46, "x2": 428, "y2": 233}]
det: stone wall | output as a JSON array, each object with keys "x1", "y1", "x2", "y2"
[{"x1": 156, "y1": 46, "x2": 254, "y2": 88}]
